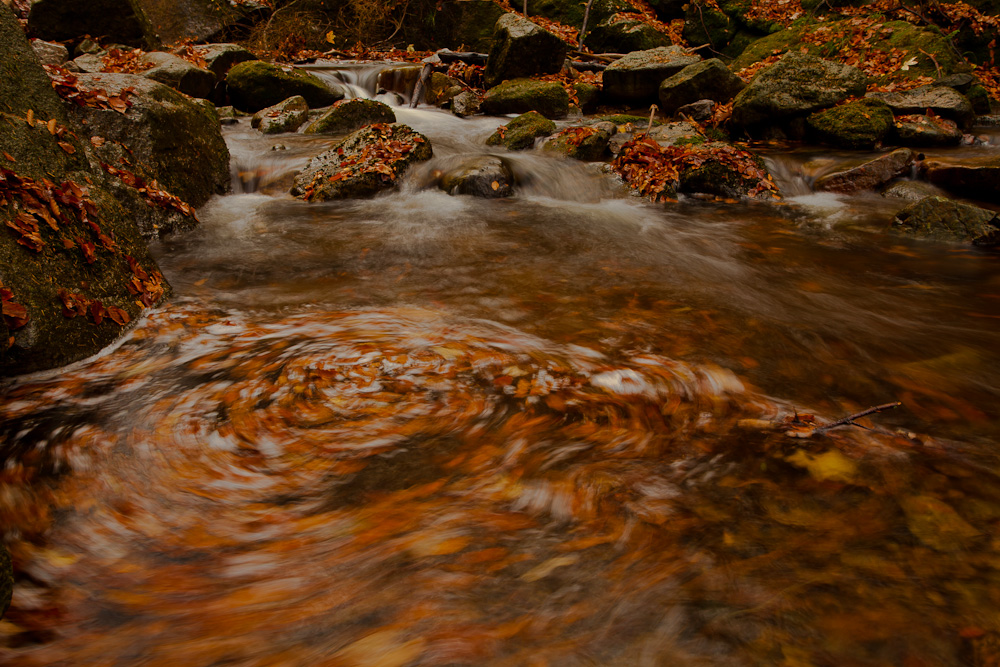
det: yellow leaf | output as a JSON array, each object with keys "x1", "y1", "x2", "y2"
[
  {"x1": 491, "y1": 180, "x2": 499, "y2": 190},
  {"x1": 47, "y1": 119, "x2": 56, "y2": 135},
  {"x1": 785, "y1": 448, "x2": 858, "y2": 484},
  {"x1": 325, "y1": 30, "x2": 336, "y2": 45},
  {"x1": 25, "y1": 109, "x2": 34, "y2": 126}
]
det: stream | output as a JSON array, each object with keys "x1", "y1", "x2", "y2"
[{"x1": 2, "y1": 62, "x2": 1000, "y2": 666}]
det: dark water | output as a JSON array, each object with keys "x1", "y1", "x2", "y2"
[{"x1": 2, "y1": 66, "x2": 1000, "y2": 666}]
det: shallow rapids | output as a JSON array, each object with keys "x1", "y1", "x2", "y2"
[{"x1": 3, "y1": 67, "x2": 1000, "y2": 666}]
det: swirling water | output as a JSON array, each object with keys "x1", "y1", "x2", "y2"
[{"x1": 2, "y1": 65, "x2": 1000, "y2": 666}]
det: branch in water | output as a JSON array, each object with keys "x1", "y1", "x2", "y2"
[{"x1": 814, "y1": 401, "x2": 903, "y2": 433}]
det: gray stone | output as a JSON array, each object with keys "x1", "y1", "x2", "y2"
[
  {"x1": 731, "y1": 52, "x2": 867, "y2": 133},
  {"x1": 303, "y1": 99, "x2": 396, "y2": 135},
  {"x1": 675, "y1": 99, "x2": 715, "y2": 121},
  {"x1": 866, "y1": 85, "x2": 974, "y2": 129},
  {"x1": 252, "y1": 95, "x2": 310, "y2": 134},
  {"x1": 71, "y1": 53, "x2": 106, "y2": 73},
  {"x1": 439, "y1": 156, "x2": 514, "y2": 198},
  {"x1": 814, "y1": 148, "x2": 914, "y2": 194},
  {"x1": 30, "y1": 38, "x2": 69, "y2": 66},
  {"x1": 893, "y1": 114, "x2": 963, "y2": 147},
  {"x1": 658, "y1": 58, "x2": 744, "y2": 114},
  {"x1": 881, "y1": 180, "x2": 948, "y2": 201},
  {"x1": 484, "y1": 14, "x2": 567, "y2": 88},
  {"x1": 451, "y1": 90, "x2": 482, "y2": 118},
  {"x1": 603, "y1": 46, "x2": 701, "y2": 104},
  {"x1": 291, "y1": 124, "x2": 432, "y2": 201},
  {"x1": 141, "y1": 51, "x2": 216, "y2": 99},
  {"x1": 193, "y1": 43, "x2": 257, "y2": 81}
]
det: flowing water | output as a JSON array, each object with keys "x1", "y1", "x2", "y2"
[{"x1": 3, "y1": 64, "x2": 1000, "y2": 666}]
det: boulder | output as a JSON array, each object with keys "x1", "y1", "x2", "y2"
[
  {"x1": 416, "y1": 0, "x2": 506, "y2": 53},
  {"x1": 658, "y1": 58, "x2": 745, "y2": 114},
  {"x1": 921, "y1": 157, "x2": 1000, "y2": 203},
  {"x1": 125, "y1": 0, "x2": 239, "y2": 49},
  {"x1": 485, "y1": 111, "x2": 557, "y2": 150},
  {"x1": 676, "y1": 143, "x2": 777, "y2": 199},
  {"x1": 26, "y1": 0, "x2": 144, "y2": 45},
  {"x1": 574, "y1": 82, "x2": 600, "y2": 111},
  {"x1": 291, "y1": 123, "x2": 432, "y2": 201},
  {"x1": 526, "y1": 0, "x2": 633, "y2": 30},
  {"x1": 730, "y1": 52, "x2": 867, "y2": 133},
  {"x1": 226, "y1": 61, "x2": 343, "y2": 113},
  {"x1": 676, "y1": 99, "x2": 715, "y2": 121},
  {"x1": 806, "y1": 99, "x2": 894, "y2": 149},
  {"x1": 484, "y1": 14, "x2": 567, "y2": 88},
  {"x1": 70, "y1": 53, "x2": 106, "y2": 73},
  {"x1": 69, "y1": 73, "x2": 230, "y2": 211},
  {"x1": 813, "y1": 148, "x2": 914, "y2": 194},
  {"x1": 1, "y1": 4, "x2": 169, "y2": 375},
  {"x1": 30, "y1": 38, "x2": 69, "y2": 66},
  {"x1": 140, "y1": 51, "x2": 215, "y2": 99},
  {"x1": 603, "y1": 46, "x2": 701, "y2": 104},
  {"x1": 867, "y1": 85, "x2": 975, "y2": 129},
  {"x1": 480, "y1": 78, "x2": 569, "y2": 119},
  {"x1": 585, "y1": 17, "x2": 673, "y2": 54},
  {"x1": 304, "y1": 99, "x2": 396, "y2": 135},
  {"x1": 439, "y1": 156, "x2": 514, "y2": 198},
  {"x1": 543, "y1": 122, "x2": 616, "y2": 161},
  {"x1": 193, "y1": 43, "x2": 257, "y2": 81},
  {"x1": 682, "y1": 4, "x2": 736, "y2": 50},
  {"x1": 893, "y1": 114, "x2": 963, "y2": 147},
  {"x1": 451, "y1": 90, "x2": 482, "y2": 118},
  {"x1": 251, "y1": 95, "x2": 309, "y2": 134},
  {"x1": 881, "y1": 179, "x2": 948, "y2": 201}
]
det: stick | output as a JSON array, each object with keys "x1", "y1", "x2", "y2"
[
  {"x1": 814, "y1": 401, "x2": 902, "y2": 433},
  {"x1": 410, "y1": 62, "x2": 433, "y2": 108},
  {"x1": 646, "y1": 104, "x2": 658, "y2": 135},
  {"x1": 918, "y1": 48, "x2": 942, "y2": 78},
  {"x1": 578, "y1": 0, "x2": 596, "y2": 50}
]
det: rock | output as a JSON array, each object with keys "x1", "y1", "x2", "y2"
[
  {"x1": 71, "y1": 53, "x2": 106, "y2": 73},
  {"x1": 439, "y1": 156, "x2": 514, "y2": 198},
  {"x1": 813, "y1": 148, "x2": 914, "y2": 194},
  {"x1": 658, "y1": 58, "x2": 745, "y2": 114},
  {"x1": 647, "y1": 0, "x2": 687, "y2": 20},
  {"x1": 867, "y1": 85, "x2": 975, "y2": 129},
  {"x1": 881, "y1": 180, "x2": 948, "y2": 201},
  {"x1": 304, "y1": 99, "x2": 396, "y2": 135},
  {"x1": 573, "y1": 82, "x2": 600, "y2": 111},
  {"x1": 543, "y1": 122, "x2": 616, "y2": 161},
  {"x1": 609, "y1": 119, "x2": 702, "y2": 155},
  {"x1": 676, "y1": 99, "x2": 715, "y2": 121},
  {"x1": 677, "y1": 142, "x2": 776, "y2": 199},
  {"x1": 291, "y1": 123, "x2": 432, "y2": 201},
  {"x1": 140, "y1": 51, "x2": 215, "y2": 99},
  {"x1": 426, "y1": 72, "x2": 464, "y2": 106},
  {"x1": 217, "y1": 105, "x2": 240, "y2": 125},
  {"x1": 375, "y1": 65, "x2": 422, "y2": 100},
  {"x1": 480, "y1": 78, "x2": 569, "y2": 119},
  {"x1": 603, "y1": 46, "x2": 701, "y2": 104},
  {"x1": 921, "y1": 157, "x2": 1000, "y2": 203},
  {"x1": 251, "y1": 95, "x2": 309, "y2": 134},
  {"x1": 75, "y1": 38, "x2": 104, "y2": 56},
  {"x1": 731, "y1": 52, "x2": 868, "y2": 134},
  {"x1": 525, "y1": 0, "x2": 633, "y2": 31},
  {"x1": 226, "y1": 61, "x2": 343, "y2": 113},
  {"x1": 0, "y1": 542, "x2": 9, "y2": 620},
  {"x1": 0, "y1": 4, "x2": 169, "y2": 375},
  {"x1": 125, "y1": 0, "x2": 239, "y2": 49},
  {"x1": 484, "y1": 13, "x2": 567, "y2": 89},
  {"x1": 451, "y1": 90, "x2": 482, "y2": 118},
  {"x1": 892, "y1": 114, "x2": 963, "y2": 147},
  {"x1": 27, "y1": 0, "x2": 144, "y2": 45},
  {"x1": 584, "y1": 17, "x2": 672, "y2": 54},
  {"x1": 682, "y1": 3, "x2": 736, "y2": 50},
  {"x1": 193, "y1": 43, "x2": 257, "y2": 81},
  {"x1": 900, "y1": 495, "x2": 981, "y2": 551},
  {"x1": 423, "y1": 0, "x2": 505, "y2": 53},
  {"x1": 485, "y1": 111, "x2": 557, "y2": 150},
  {"x1": 806, "y1": 99, "x2": 894, "y2": 149},
  {"x1": 70, "y1": 73, "x2": 230, "y2": 211},
  {"x1": 30, "y1": 38, "x2": 69, "y2": 66}
]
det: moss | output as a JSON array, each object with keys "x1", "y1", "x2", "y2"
[
  {"x1": 574, "y1": 82, "x2": 600, "y2": 110},
  {"x1": 683, "y1": 4, "x2": 736, "y2": 49},
  {"x1": 486, "y1": 110, "x2": 557, "y2": 150},
  {"x1": 966, "y1": 84, "x2": 992, "y2": 115},
  {"x1": 675, "y1": 135, "x2": 707, "y2": 145},
  {"x1": 481, "y1": 79, "x2": 570, "y2": 119},
  {"x1": 807, "y1": 98, "x2": 894, "y2": 148},
  {"x1": 304, "y1": 99, "x2": 396, "y2": 135},
  {"x1": 598, "y1": 114, "x2": 659, "y2": 125},
  {"x1": 226, "y1": 60, "x2": 343, "y2": 112}
]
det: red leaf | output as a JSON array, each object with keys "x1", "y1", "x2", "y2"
[{"x1": 107, "y1": 306, "x2": 130, "y2": 325}]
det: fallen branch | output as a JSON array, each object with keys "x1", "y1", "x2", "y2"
[{"x1": 813, "y1": 401, "x2": 902, "y2": 433}]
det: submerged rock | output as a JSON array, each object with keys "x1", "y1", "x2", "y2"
[
  {"x1": 731, "y1": 52, "x2": 867, "y2": 135},
  {"x1": 304, "y1": 99, "x2": 396, "y2": 135},
  {"x1": 226, "y1": 61, "x2": 343, "y2": 113},
  {"x1": 481, "y1": 78, "x2": 569, "y2": 119},
  {"x1": 484, "y1": 13, "x2": 567, "y2": 88},
  {"x1": 141, "y1": 51, "x2": 215, "y2": 99},
  {"x1": 893, "y1": 196, "x2": 1000, "y2": 245},
  {"x1": 291, "y1": 123, "x2": 432, "y2": 201},
  {"x1": 486, "y1": 111, "x2": 557, "y2": 150},
  {"x1": 658, "y1": 58, "x2": 745, "y2": 115},
  {"x1": 439, "y1": 156, "x2": 514, "y2": 198},
  {"x1": 252, "y1": 95, "x2": 309, "y2": 134},
  {"x1": 813, "y1": 148, "x2": 914, "y2": 194},
  {"x1": 921, "y1": 157, "x2": 1000, "y2": 203},
  {"x1": 543, "y1": 123, "x2": 616, "y2": 161},
  {"x1": 900, "y1": 495, "x2": 981, "y2": 551},
  {"x1": 807, "y1": 99, "x2": 894, "y2": 149},
  {"x1": 603, "y1": 46, "x2": 701, "y2": 104},
  {"x1": 881, "y1": 180, "x2": 948, "y2": 201}
]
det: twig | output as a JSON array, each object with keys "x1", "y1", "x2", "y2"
[
  {"x1": 814, "y1": 402, "x2": 902, "y2": 433},
  {"x1": 918, "y1": 47, "x2": 942, "y2": 78},
  {"x1": 645, "y1": 104, "x2": 658, "y2": 135},
  {"x1": 578, "y1": 0, "x2": 596, "y2": 50}
]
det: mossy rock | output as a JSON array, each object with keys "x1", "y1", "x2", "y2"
[
  {"x1": 251, "y1": 95, "x2": 309, "y2": 134},
  {"x1": 1, "y1": 543, "x2": 11, "y2": 620},
  {"x1": 574, "y1": 82, "x2": 600, "y2": 111},
  {"x1": 658, "y1": 58, "x2": 745, "y2": 114},
  {"x1": 525, "y1": 0, "x2": 632, "y2": 32},
  {"x1": 732, "y1": 19, "x2": 968, "y2": 83},
  {"x1": 677, "y1": 143, "x2": 775, "y2": 199},
  {"x1": 807, "y1": 98, "x2": 894, "y2": 149},
  {"x1": 226, "y1": 60, "x2": 343, "y2": 112},
  {"x1": 484, "y1": 14, "x2": 567, "y2": 88},
  {"x1": 481, "y1": 78, "x2": 570, "y2": 119},
  {"x1": 966, "y1": 84, "x2": 992, "y2": 115},
  {"x1": 543, "y1": 123, "x2": 616, "y2": 161},
  {"x1": 486, "y1": 111, "x2": 557, "y2": 150},
  {"x1": 584, "y1": 17, "x2": 673, "y2": 53},
  {"x1": 304, "y1": 99, "x2": 396, "y2": 135},
  {"x1": 683, "y1": 4, "x2": 736, "y2": 49}
]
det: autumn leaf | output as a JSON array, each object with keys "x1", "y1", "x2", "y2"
[
  {"x1": 107, "y1": 305, "x2": 130, "y2": 325},
  {"x1": 58, "y1": 141, "x2": 76, "y2": 155}
]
